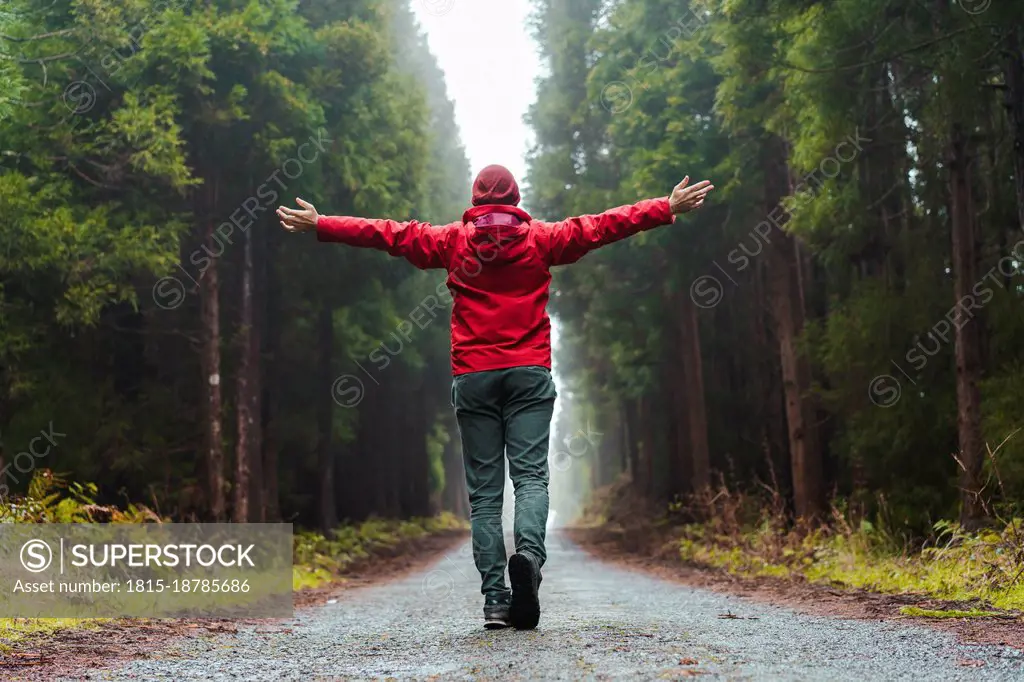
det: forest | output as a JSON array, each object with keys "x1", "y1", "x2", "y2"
[
  {"x1": 1, "y1": 0, "x2": 1023, "y2": 540},
  {"x1": 533, "y1": 0, "x2": 1024, "y2": 534},
  {"x1": 0, "y1": 0, "x2": 470, "y2": 529}
]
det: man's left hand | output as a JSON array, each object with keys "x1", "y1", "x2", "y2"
[{"x1": 277, "y1": 198, "x2": 320, "y2": 233}]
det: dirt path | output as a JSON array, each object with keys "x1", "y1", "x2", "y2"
[{"x1": 54, "y1": 532, "x2": 1024, "y2": 680}]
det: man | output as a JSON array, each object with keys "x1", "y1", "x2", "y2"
[{"x1": 277, "y1": 165, "x2": 713, "y2": 630}]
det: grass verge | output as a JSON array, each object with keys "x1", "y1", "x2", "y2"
[
  {"x1": 898, "y1": 607, "x2": 1001, "y2": 619},
  {"x1": 584, "y1": 479, "x2": 1024, "y2": 615},
  {"x1": 0, "y1": 619, "x2": 106, "y2": 654},
  {"x1": 291, "y1": 512, "x2": 468, "y2": 590},
  {"x1": 674, "y1": 520, "x2": 1024, "y2": 611}
]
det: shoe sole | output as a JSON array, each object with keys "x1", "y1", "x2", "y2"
[
  {"x1": 508, "y1": 554, "x2": 540, "y2": 630},
  {"x1": 483, "y1": 619, "x2": 510, "y2": 630}
]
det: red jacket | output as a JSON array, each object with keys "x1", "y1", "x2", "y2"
[{"x1": 316, "y1": 198, "x2": 676, "y2": 375}]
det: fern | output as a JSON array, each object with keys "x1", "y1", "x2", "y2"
[{"x1": 0, "y1": 470, "x2": 161, "y2": 523}]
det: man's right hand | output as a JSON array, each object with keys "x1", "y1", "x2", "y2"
[{"x1": 670, "y1": 176, "x2": 714, "y2": 215}]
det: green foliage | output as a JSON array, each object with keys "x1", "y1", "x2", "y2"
[
  {"x1": 0, "y1": 618, "x2": 106, "y2": 654},
  {"x1": 671, "y1": 492, "x2": 1024, "y2": 611},
  {"x1": 898, "y1": 607, "x2": 1000, "y2": 619},
  {"x1": 981, "y1": 369, "x2": 1024, "y2": 508},
  {"x1": 0, "y1": 470, "x2": 162, "y2": 523},
  {"x1": 291, "y1": 512, "x2": 467, "y2": 590}
]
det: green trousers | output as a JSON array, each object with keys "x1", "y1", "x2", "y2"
[{"x1": 452, "y1": 365, "x2": 556, "y2": 602}]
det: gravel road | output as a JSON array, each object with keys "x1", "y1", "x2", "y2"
[{"x1": 74, "y1": 532, "x2": 1024, "y2": 681}]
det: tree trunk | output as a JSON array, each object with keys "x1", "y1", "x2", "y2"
[
  {"x1": 623, "y1": 398, "x2": 640, "y2": 488},
  {"x1": 261, "y1": 222, "x2": 280, "y2": 521},
  {"x1": 764, "y1": 136, "x2": 824, "y2": 519},
  {"x1": 200, "y1": 185, "x2": 226, "y2": 521},
  {"x1": 233, "y1": 226, "x2": 256, "y2": 522},
  {"x1": 371, "y1": 373, "x2": 400, "y2": 518},
  {"x1": 613, "y1": 402, "x2": 623, "y2": 481},
  {"x1": 249, "y1": 213, "x2": 264, "y2": 521},
  {"x1": 679, "y1": 296, "x2": 710, "y2": 491},
  {"x1": 401, "y1": 375, "x2": 432, "y2": 518},
  {"x1": 347, "y1": 395, "x2": 376, "y2": 521},
  {"x1": 316, "y1": 303, "x2": 337, "y2": 531},
  {"x1": 638, "y1": 393, "x2": 658, "y2": 499},
  {"x1": 1005, "y1": 29, "x2": 1024, "y2": 233},
  {"x1": 442, "y1": 409, "x2": 468, "y2": 517},
  {"x1": 950, "y1": 123, "x2": 987, "y2": 529},
  {"x1": 664, "y1": 367, "x2": 684, "y2": 496},
  {"x1": 665, "y1": 331, "x2": 689, "y2": 497},
  {"x1": 752, "y1": 254, "x2": 787, "y2": 488},
  {"x1": 769, "y1": 238, "x2": 824, "y2": 519},
  {"x1": 595, "y1": 401, "x2": 620, "y2": 489}
]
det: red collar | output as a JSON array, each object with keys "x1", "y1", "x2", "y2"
[{"x1": 462, "y1": 204, "x2": 533, "y2": 224}]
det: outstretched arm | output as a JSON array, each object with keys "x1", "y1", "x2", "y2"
[
  {"x1": 277, "y1": 198, "x2": 452, "y2": 270},
  {"x1": 542, "y1": 177, "x2": 714, "y2": 266}
]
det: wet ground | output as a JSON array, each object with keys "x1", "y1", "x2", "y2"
[{"x1": 73, "y1": 532, "x2": 1024, "y2": 680}]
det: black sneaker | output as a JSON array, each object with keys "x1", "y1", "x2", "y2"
[
  {"x1": 508, "y1": 553, "x2": 541, "y2": 630},
  {"x1": 483, "y1": 598, "x2": 511, "y2": 629}
]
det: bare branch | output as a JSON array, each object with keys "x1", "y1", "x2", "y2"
[
  {"x1": 0, "y1": 29, "x2": 76, "y2": 43},
  {"x1": 0, "y1": 51, "x2": 79, "y2": 64},
  {"x1": 67, "y1": 161, "x2": 118, "y2": 190}
]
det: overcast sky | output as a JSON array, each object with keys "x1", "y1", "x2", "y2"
[{"x1": 411, "y1": 0, "x2": 544, "y2": 187}]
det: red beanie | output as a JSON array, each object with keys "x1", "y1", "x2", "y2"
[{"x1": 471, "y1": 165, "x2": 521, "y2": 206}]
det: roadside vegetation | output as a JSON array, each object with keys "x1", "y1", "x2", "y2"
[
  {"x1": 582, "y1": 476, "x2": 1024, "y2": 616},
  {"x1": 0, "y1": 471, "x2": 467, "y2": 653},
  {"x1": 292, "y1": 513, "x2": 468, "y2": 590}
]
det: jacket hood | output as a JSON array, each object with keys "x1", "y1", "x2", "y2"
[
  {"x1": 471, "y1": 165, "x2": 521, "y2": 206},
  {"x1": 462, "y1": 204, "x2": 532, "y2": 223},
  {"x1": 463, "y1": 205, "x2": 534, "y2": 265}
]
